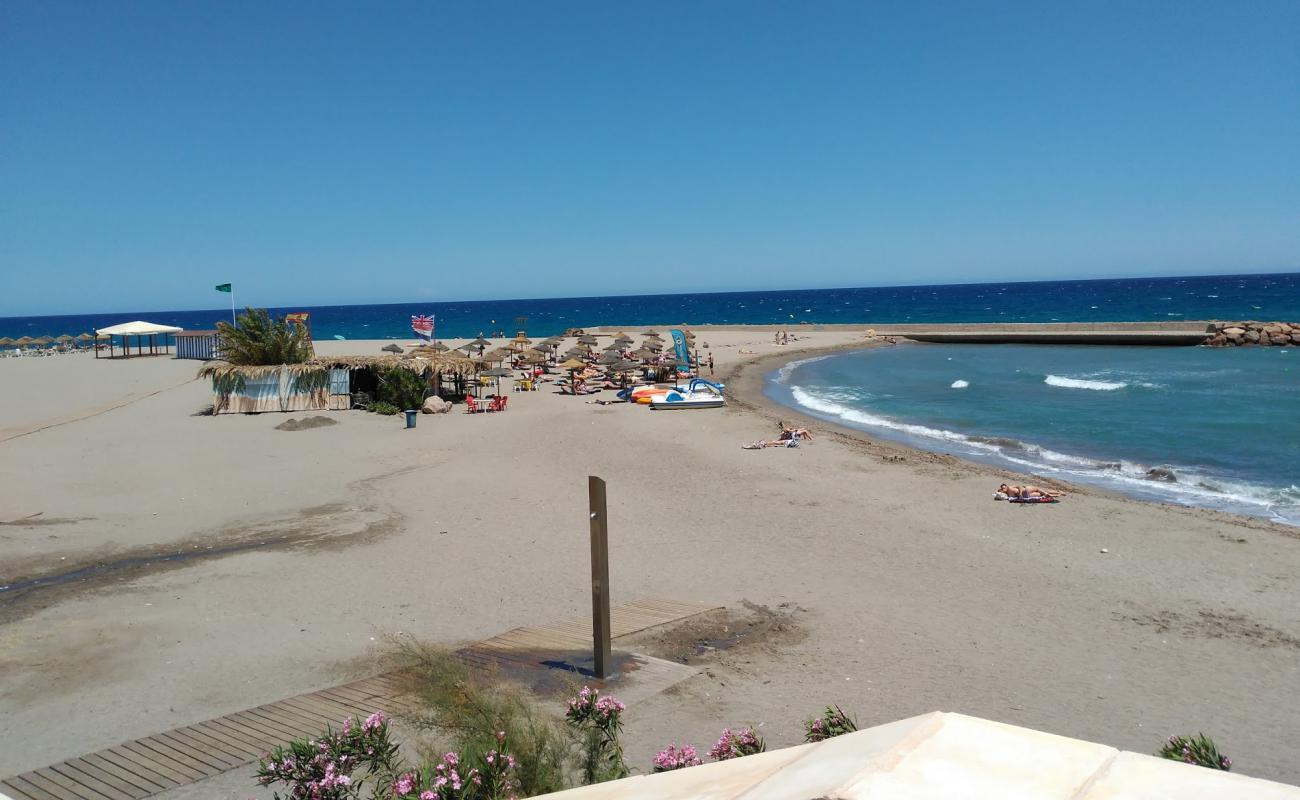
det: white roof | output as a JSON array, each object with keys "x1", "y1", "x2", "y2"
[
  {"x1": 95, "y1": 320, "x2": 184, "y2": 336},
  {"x1": 537, "y1": 712, "x2": 1299, "y2": 800}
]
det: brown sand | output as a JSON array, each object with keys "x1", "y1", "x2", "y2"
[{"x1": 1, "y1": 330, "x2": 1298, "y2": 794}]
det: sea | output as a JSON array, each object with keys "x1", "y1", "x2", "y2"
[
  {"x1": 5, "y1": 271, "x2": 1298, "y2": 523},
  {"x1": 2, "y1": 272, "x2": 1298, "y2": 341},
  {"x1": 767, "y1": 345, "x2": 1300, "y2": 525}
]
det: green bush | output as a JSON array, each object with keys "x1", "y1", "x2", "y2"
[
  {"x1": 1158, "y1": 733, "x2": 1232, "y2": 770},
  {"x1": 378, "y1": 367, "x2": 428, "y2": 411},
  {"x1": 390, "y1": 640, "x2": 573, "y2": 796},
  {"x1": 368, "y1": 401, "x2": 400, "y2": 415}
]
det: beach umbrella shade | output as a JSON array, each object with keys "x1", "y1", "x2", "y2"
[
  {"x1": 56, "y1": 334, "x2": 74, "y2": 343},
  {"x1": 563, "y1": 347, "x2": 587, "y2": 358},
  {"x1": 641, "y1": 329, "x2": 659, "y2": 336},
  {"x1": 614, "y1": 335, "x2": 634, "y2": 345},
  {"x1": 559, "y1": 358, "x2": 587, "y2": 370},
  {"x1": 471, "y1": 336, "x2": 492, "y2": 349},
  {"x1": 642, "y1": 340, "x2": 663, "y2": 350},
  {"x1": 76, "y1": 333, "x2": 95, "y2": 341},
  {"x1": 598, "y1": 351, "x2": 621, "y2": 365},
  {"x1": 603, "y1": 341, "x2": 623, "y2": 351},
  {"x1": 15, "y1": 336, "x2": 34, "y2": 346},
  {"x1": 0, "y1": 337, "x2": 12, "y2": 346},
  {"x1": 430, "y1": 341, "x2": 450, "y2": 352},
  {"x1": 382, "y1": 343, "x2": 404, "y2": 353},
  {"x1": 33, "y1": 336, "x2": 54, "y2": 345},
  {"x1": 482, "y1": 366, "x2": 513, "y2": 395}
]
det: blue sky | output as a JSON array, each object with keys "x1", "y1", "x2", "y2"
[{"x1": 2, "y1": 1, "x2": 1298, "y2": 315}]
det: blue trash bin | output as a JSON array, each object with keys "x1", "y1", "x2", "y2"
[{"x1": 404, "y1": 410, "x2": 418, "y2": 428}]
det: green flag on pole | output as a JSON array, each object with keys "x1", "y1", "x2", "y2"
[{"x1": 215, "y1": 283, "x2": 232, "y2": 292}]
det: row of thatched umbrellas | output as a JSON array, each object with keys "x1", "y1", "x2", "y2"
[
  {"x1": 0, "y1": 333, "x2": 101, "y2": 348},
  {"x1": 379, "y1": 330, "x2": 695, "y2": 388}
]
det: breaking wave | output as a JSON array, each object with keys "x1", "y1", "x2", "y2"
[
  {"x1": 951, "y1": 380, "x2": 969, "y2": 389},
  {"x1": 787, "y1": 384, "x2": 1300, "y2": 524},
  {"x1": 1044, "y1": 375, "x2": 1126, "y2": 391}
]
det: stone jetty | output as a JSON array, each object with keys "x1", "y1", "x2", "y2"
[{"x1": 1205, "y1": 321, "x2": 1300, "y2": 347}]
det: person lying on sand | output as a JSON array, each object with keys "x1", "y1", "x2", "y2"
[
  {"x1": 995, "y1": 483, "x2": 1064, "y2": 500},
  {"x1": 743, "y1": 439, "x2": 799, "y2": 449},
  {"x1": 777, "y1": 421, "x2": 814, "y2": 441}
]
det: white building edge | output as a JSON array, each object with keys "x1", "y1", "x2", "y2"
[{"x1": 538, "y1": 712, "x2": 1299, "y2": 799}]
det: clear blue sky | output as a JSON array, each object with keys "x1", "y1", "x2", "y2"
[{"x1": 3, "y1": 1, "x2": 1298, "y2": 315}]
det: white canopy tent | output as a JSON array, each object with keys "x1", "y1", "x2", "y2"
[{"x1": 94, "y1": 321, "x2": 185, "y2": 359}]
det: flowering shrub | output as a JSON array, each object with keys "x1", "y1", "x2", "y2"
[
  {"x1": 652, "y1": 744, "x2": 702, "y2": 772},
  {"x1": 1158, "y1": 734, "x2": 1232, "y2": 771},
  {"x1": 803, "y1": 705, "x2": 857, "y2": 743},
  {"x1": 255, "y1": 712, "x2": 519, "y2": 800},
  {"x1": 708, "y1": 727, "x2": 765, "y2": 761},
  {"x1": 256, "y1": 712, "x2": 400, "y2": 800},
  {"x1": 564, "y1": 686, "x2": 628, "y2": 784}
]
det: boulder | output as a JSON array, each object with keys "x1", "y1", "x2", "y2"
[
  {"x1": 421, "y1": 396, "x2": 452, "y2": 414},
  {"x1": 1271, "y1": 335, "x2": 1291, "y2": 346},
  {"x1": 1291, "y1": 333, "x2": 1300, "y2": 344},
  {"x1": 1244, "y1": 329, "x2": 1261, "y2": 342},
  {"x1": 1145, "y1": 466, "x2": 1178, "y2": 483},
  {"x1": 1222, "y1": 327, "x2": 1246, "y2": 338}
]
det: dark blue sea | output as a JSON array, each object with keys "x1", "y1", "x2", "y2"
[{"x1": 2, "y1": 272, "x2": 1297, "y2": 340}]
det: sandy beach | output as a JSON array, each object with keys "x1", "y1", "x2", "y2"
[{"x1": 2, "y1": 330, "x2": 1298, "y2": 795}]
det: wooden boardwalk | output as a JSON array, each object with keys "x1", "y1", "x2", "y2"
[{"x1": 0, "y1": 598, "x2": 720, "y2": 800}]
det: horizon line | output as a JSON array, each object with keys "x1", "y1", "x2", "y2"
[{"x1": 2, "y1": 268, "x2": 1296, "y2": 321}]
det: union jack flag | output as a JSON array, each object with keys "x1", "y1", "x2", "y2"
[{"x1": 411, "y1": 314, "x2": 435, "y2": 341}]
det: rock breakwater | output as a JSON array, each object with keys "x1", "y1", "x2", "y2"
[{"x1": 1205, "y1": 321, "x2": 1300, "y2": 347}]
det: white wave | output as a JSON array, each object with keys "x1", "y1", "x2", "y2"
[
  {"x1": 1044, "y1": 375, "x2": 1127, "y2": 391},
  {"x1": 772, "y1": 355, "x2": 832, "y2": 384},
  {"x1": 951, "y1": 380, "x2": 969, "y2": 389},
  {"x1": 786, "y1": 385, "x2": 1299, "y2": 525}
]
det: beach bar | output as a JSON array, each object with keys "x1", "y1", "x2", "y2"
[
  {"x1": 198, "y1": 354, "x2": 476, "y2": 414},
  {"x1": 174, "y1": 329, "x2": 220, "y2": 360}
]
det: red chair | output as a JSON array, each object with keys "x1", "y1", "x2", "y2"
[
  {"x1": 497, "y1": 396, "x2": 509, "y2": 412},
  {"x1": 465, "y1": 396, "x2": 479, "y2": 413}
]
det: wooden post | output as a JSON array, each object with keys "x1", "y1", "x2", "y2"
[{"x1": 588, "y1": 475, "x2": 612, "y2": 678}]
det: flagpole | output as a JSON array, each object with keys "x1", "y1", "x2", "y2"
[{"x1": 231, "y1": 286, "x2": 237, "y2": 327}]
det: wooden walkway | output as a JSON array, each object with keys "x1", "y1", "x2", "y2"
[{"x1": 0, "y1": 598, "x2": 720, "y2": 800}]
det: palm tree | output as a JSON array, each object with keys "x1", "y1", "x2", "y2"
[{"x1": 216, "y1": 308, "x2": 312, "y2": 365}]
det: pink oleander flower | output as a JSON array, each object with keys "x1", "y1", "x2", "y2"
[
  {"x1": 709, "y1": 726, "x2": 766, "y2": 760},
  {"x1": 363, "y1": 711, "x2": 387, "y2": 733},
  {"x1": 652, "y1": 743, "x2": 701, "y2": 772},
  {"x1": 393, "y1": 772, "x2": 416, "y2": 795},
  {"x1": 420, "y1": 792, "x2": 436, "y2": 800}
]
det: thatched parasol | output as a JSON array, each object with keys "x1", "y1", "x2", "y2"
[
  {"x1": 482, "y1": 365, "x2": 513, "y2": 394},
  {"x1": 77, "y1": 333, "x2": 95, "y2": 341},
  {"x1": 641, "y1": 339, "x2": 663, "y2": 351},
  {"x1": 641, "y1": 329, "x2": 659, "y2": 336},
  {"x1": 15, "y1": 337, "x2": 34, "y2": 346},
  {"x1": 470, "y1": 336, "x2": 492, "y2": 349},
  {"x1": 633, "y1": 347, "x2": 658, "y2": 361},
  {"x1": 429, "y1": 341, "x2": 450, "y2": 352},
  {"x1": 517, "y1": 349, "x2": 547, "y2": 364},
  {"x1": 56, "y1": 334, "x2": 75, "y2": 343},
  {"x1": 577, "y1": 334, "x2": 599, "y2": 345},
  {"x1": 602, "y1": 341, "x2": 623, "y2": 351},
  {"x1": 559, "y1": 358, "x2": 587, "y2": 370},
  {"x1": 0, "y1": 337, "x2": 13, "y2": 346},
  {"x1": 598, "y1": 351, "x2": 621, "y2": 365},
  {"x1": 33, "y1": 336, "x2": 54, "y2": 345},
  {"x1": 382, "y1": 343, "x2": 404, "y2": 353}
]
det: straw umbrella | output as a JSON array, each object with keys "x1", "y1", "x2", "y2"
[
  {"x1": 598, "y1": 351, "x2": 622, "y2": 365},
  {"x1": 641, "y1": 329, "x2": 659, "y2": 337},
  {"x1": 15, "y1": 337, "x2": 34, "y2": 347},
  {"x1": 429, "y1": 341, "x2": 451, "y2": 352},
  {"x1": 559, "y1": 358, "x2": 587, "y2": 391},
  {"x1": 0, "y1": 337, "x2": 12, "y2": 347},
  {"x1": 33, "y1": 336, "x2": 53, "y2": 346},
  {"x1": 382, "y1": 343, "x2": 404, "y2": 353},
  {"x1": 56, "y1": 334, "x2": 74, "y2": 343},
  {"x1": 470, "y1": 336, "x2": 492, "y2": 354},
  {"x1": 482, "y1": 366, "x2": 513, "y2": 397}
]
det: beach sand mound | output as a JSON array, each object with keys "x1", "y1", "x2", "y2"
[{"x1": 275, "y1": 416, "x2": 339, "y2": 431}]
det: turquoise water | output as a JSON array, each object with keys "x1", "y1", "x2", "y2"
[{"x1": 767, "y1": 345, "x2": 1300, "y2": 524}]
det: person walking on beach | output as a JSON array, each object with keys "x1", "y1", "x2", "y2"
[{"x1": 708, "y1": 353, "x2": 714, "y2": 375}]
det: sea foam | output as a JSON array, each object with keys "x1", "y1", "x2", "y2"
[{"x1": 1044, "y1": 375, "x2": 1126, "y2": 391}]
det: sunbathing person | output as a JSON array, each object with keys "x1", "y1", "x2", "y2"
[
  {"x1": 743, "y1": 439, "x2": 798, "y2": 449},
  {"x1": 997, "y1": 483, "x2": 1064, "y2": 499},
  {"x1": 777, "y1": 421, "x2": 814, "y2": 441}
]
